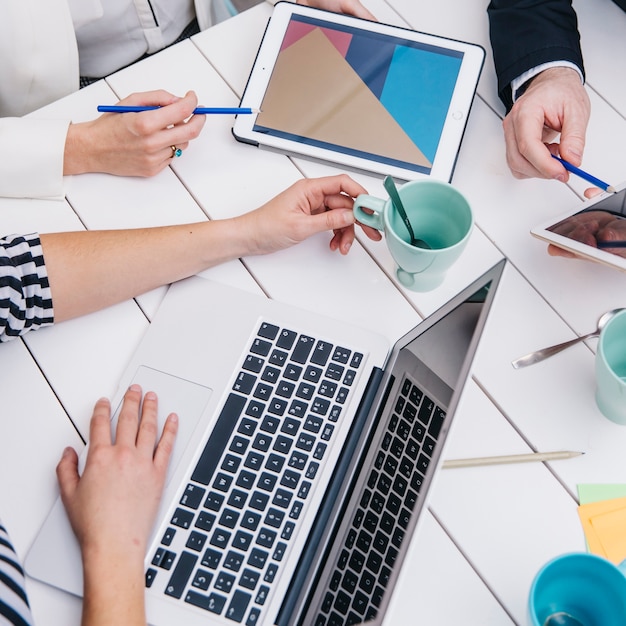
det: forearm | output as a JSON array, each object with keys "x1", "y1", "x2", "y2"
[
  {"x1": 40, "y1": 217, "x2": 256, "y2": 322},
  {"x1": 81, "y1": 548, "x2": 146, "y2": 626}
]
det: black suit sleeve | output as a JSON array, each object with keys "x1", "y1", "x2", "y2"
[{"x1": 487, "y1": 0, "x2": 584, "y2": 110}]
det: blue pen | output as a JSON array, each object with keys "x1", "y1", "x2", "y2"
[
  {"x1": 97, "y1": 105, "x2": 259, "y2": 114},
  {"x1": 551, "y1": 154, "x2": 615, "y2": 193}
]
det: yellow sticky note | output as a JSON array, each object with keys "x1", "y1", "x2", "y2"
[
  {"x1": 590, "y1": 506, "x2": 626, "y2": 564},
  {"x1": 578, "y1": 496, "x2": 626, "y2": 562}
]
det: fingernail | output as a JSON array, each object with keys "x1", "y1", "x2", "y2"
[
  {"x1": 62, "y1": 446, "x2": 73, "y2": 458},
  {"x1": 129, "y1": 383, "x2": 141, "y2": 392},
  {"x1": 145, "y1": 391, "x2": 157, "y2": 401},
  {"x1": 554, "y1": 174, "x2": 567, "y2": 183}
]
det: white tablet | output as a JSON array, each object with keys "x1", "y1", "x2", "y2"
[
  {"x1": 532, "y1": 181, "x2": 626, "y2": 272},
  {"x1": 233, "y1": 1, "x2": 485, "y2": 182}
]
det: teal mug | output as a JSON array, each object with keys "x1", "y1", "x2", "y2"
[
  {"x1": 529, "y1": 553, "x2": 626, "y2": 626},
  {"x1": 353, "y1": 180, "x2": 473, "y2": 291},
  {"x1": 596, "y1": 309, "x2": 626, "y2": 424}
]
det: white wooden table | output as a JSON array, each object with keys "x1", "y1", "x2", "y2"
[{"x1": 1, "y1": 1, "x2": 626, "y2": 624}]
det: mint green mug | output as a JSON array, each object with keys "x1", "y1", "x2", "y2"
[
  {"x1": 596, "y1": 309, "x2": 626, "y2": 424},
  {"x1": 353, "y1": 180, "x2": 473, "y2": 291}
]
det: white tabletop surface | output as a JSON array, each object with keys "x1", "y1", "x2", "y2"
[{"x1": 2, "y1": 1, "x2": 626, "y2": 625}]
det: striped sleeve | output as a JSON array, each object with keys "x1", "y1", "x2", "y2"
[
  {"x1": 0, "y1": 234, "x2": 54, "y2": 342},
  {"x1": 0, "y1": 521, "x2": 34, "y2": 626}
]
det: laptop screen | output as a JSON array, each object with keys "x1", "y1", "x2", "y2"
[{"x1": 285, "y1": 264, "x2": 503, "y2": 626}]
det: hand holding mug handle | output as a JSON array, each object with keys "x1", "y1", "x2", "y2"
[{"x1": 353, "y1": 195, "x2": 386, "y2": 231}]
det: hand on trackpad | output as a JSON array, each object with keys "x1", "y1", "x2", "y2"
[{"x1": 108, "y1": 366, "x2": 212, "y2": 485}]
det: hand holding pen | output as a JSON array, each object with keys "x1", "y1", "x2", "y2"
[{"x1": 64, "y1": 90, "x2": 206, "y2": 177}]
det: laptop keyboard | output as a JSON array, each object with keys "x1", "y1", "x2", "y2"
[
  {"x1": 145, "y1": 321, "x2": 364, "y2": 624},
  {"x1": 313, "y1": 376, "x2": 445, "y2": 626}
]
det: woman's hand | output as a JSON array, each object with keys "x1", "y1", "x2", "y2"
[
  {"x1": 235, "y1": 174, "x2": 382, "y2": 256},
  {"x1": 57, "y1": 385, "x2": 178, "y2": 626},
  {"x1": 64, "y1": 90, "x2": 206, "y2": 178},
  {"x1": 297, "y1": 0, "x2": 376, "y2": 20}
]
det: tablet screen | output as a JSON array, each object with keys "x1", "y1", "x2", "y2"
[
  {"x1": 546, "y1": 187, "x2": 626, "y2": 260},
  {"x1": 252, "y1": 13, "x2": 464, "y2": 175}
]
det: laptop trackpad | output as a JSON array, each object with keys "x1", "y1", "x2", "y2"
[{"x1": 114, "y1": 366, "x2": 213, "y2": 487}]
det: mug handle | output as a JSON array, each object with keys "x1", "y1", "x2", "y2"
[{"x1": 353, "y1": 195, "x2": 385, "y2": 231}]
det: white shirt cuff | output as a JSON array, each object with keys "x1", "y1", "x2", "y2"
[{"x1": 511, "y1": 61, "x2": 584, "y2": 102}]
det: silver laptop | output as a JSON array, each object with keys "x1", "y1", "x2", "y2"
[{"x1": 26, "y1": 259, "x2": 505, "y2": 626}]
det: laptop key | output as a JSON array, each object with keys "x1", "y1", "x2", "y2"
[
  {"x1": 246, "y1": 607, "x2": 262, "y2": 625},
  {"x1": 359, "y1": 570, "x2": 376, "y2": 594},
  {"x1": 258, "y1": 322, "x2": 279, "y2": 340},
  {"x1": 273, "y1": 541, "x2": 287, "y2": 561},
  {"x1": 201, "y1": 547, "x2": 221, "y2": 569},
  {"x1": 234, "y1": 371, "x2": 256, "y2": 394},
  {"x1": 332, "y1": 347, "x2": 350, "y2": 364},
  {"x1": 191, "y1": 393, "x2": 246, "y2": 486},
  {"x1": 165, "y1": 551, "x2": 198, "y2": 599},
  {"x1": 226, "y1": 589, "x2": 252, "y2": 622},
  {"x1": 204, "y1": 492, "x2": 225, "y2": 511},
  {"x1": 241, "y1": 511, "x2": 261, "y2": 531},
  {"x1": 284, "y1": 363, "x2": 302, "y2": 380},
  {"x1": 161, "y1": 527, "x2": 176, "y2": 546},
  {"x1": 171, "y1": 507, "x2": 194, "y2": 529},
  {"x1": 248, "y1": 548, "x2": 269, "y2": 569},
  {"x1": 186, "y1": 530, "x2": 207, "y2": 552},
  {"x1": 233, "y1": 530, "x2": 254, "y2": 551},
  {"x1": 352, "y1": 590, "x2": 368, "y2": 615},
  {"x1": 311, "y1": 340, "x2": 333, "y2": 366},
  {"x1": 350, "y1": 352, "x2": 363, "y2": 368},
  {"x1": 328, "y1": 612, "x2": 345, "y2": 626},
  {"x1": 151, "y1": 552, "x2": 178, "y2": 575},
  {"x1": 240, "y1": 568, "x2": 260, "y2": 590},
  {"x1": 210, "y1": 528, "x2": 231, "y2": 549},
  {"x1": 366, "y1": 551, "x2": 382, "y2": 574},
  {"x1": 192, "y1": 569, "x2": 213, "y2": 590},
  {"x1": 267, "y1": 398, "x2": 287, "y2": 417},
  {"x1": 185, "y1": 590, "x2": 226, "y2": 614},
  {"x1": 250, "y1": 338, "x2": 271, "y2": 356},
  {"x1": 264, "y1": 562, "x2": 278, "y2": 583},
  {"x1": 180, "y1": 484, "x2": 206, "y2": 509},
  {"x1": 322, "y1": 591, "x2": 334, "y2": 613},
  {"x1": 276, "y1": 328, "x2": 296, "y2": 349},
  {"x1": 224, "y1": 550, "x2": 245, "y2": 572},
  {"x1": 254, "y1": 584, "x2": 270, "y2": 605},
  {"x1": 346, "y1": 611, "x2": 362, "y2": 625},
  {"x1": 145, "y1": 568, "x2": 157, "y2": 588},
  {"x1": 215, "y1": 571, "x2": 236, "y2": 593},
  {"x1": 334, "y1": 590, "x2": 351, "y2": 615}
]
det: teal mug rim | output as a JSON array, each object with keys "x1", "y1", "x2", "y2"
[
  {"x1": 383, "y1": 192, "x2": 473, "y2": 252},
  {"x1": 529, "y1": 552, "x2": 626, "y2": 624},
  {"x1": 354, "y1": 181, "x2": 473, "y2": 252}
]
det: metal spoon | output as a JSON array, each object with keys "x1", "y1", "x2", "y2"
[
  {"x1": 383, "y1": 176, "x2": 431, "y2": 249},
  {"x1": 543, "y1": 611, "x2": 585, "y2": 626},
  {"x1": 512, "y1": 308, "x2": 625, "y2": 369}
]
